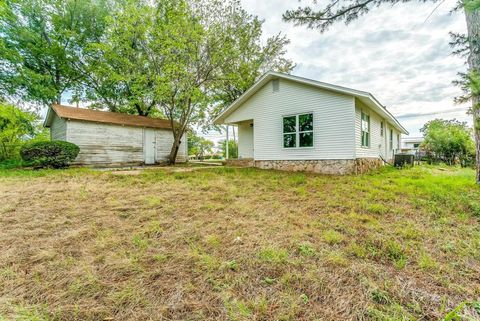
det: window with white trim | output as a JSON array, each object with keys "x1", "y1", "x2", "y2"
[
  {"x1": 283, "y1": 113, "x2": 313, "y2": 148},
  {"x1": 361, "y1": 112, "x2": 370, "y2": 148},
  {"x1": 380, "y1": 121, "x2": 384, "y2": 137}
]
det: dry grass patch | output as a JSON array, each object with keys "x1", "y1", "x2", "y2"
[{"x1": 0, "y1": 165, "x2": 479, "y2": 320}]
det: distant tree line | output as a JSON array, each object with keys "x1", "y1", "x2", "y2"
[
  {"x1": 421, "y1": 119, "x2": 475, "y2": 167},
  {"x1": 187, "y1": 131, "x2": 238, "y2": 160}
]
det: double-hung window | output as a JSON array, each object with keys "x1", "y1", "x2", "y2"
[
  {"x1": 380, "y1": 121, "x2": 384, "y2": 137},
  {"x1": 283, "y1": 113, "x2": 313, "y2": 148},
  {"x1": 361, "y1": 112, "x2": 370, "y2": 148}
]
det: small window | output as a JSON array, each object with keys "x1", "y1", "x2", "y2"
[
  {"x1": 283, "y1": 113, "x2": 313, "y2": 148},
  {"x1": 413, "y1": 143, "x2": 420, "y2": 148},
  {"x1": 389, "y1": 129, "x2": 393, "y2": 150},
  {"x1": 272, "y1": 79, "x2": 279, "y2": 92},
  {"x1": 397, "y1": 134, "x2": 400, "y2": 149},
  {"x1": 361, "y1": 112, "x2": 370, "y2": 148},
  {"x1": 380, "y1": 121, "x2": 384, "y2": 136}
]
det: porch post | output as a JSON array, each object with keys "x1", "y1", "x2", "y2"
[{"x1": 226, "y1": 125, "x2": 229, "y2": 160}]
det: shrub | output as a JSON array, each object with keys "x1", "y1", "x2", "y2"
[{"x1": 20, "y1": 140, "x2": 80, "y2": 168}]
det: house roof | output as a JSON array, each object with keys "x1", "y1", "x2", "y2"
[
  {"x1": 44, "y1": 104, "x2": 174, "y2": 130},
  {"x1": 213, "y1": 71, "x2": 408, "y2": 135}
]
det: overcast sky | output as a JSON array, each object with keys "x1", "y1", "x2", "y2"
[
  {"x1": 259, "y1": 0, "x2": 470, "y2": 132},
  {"x1": 205, "y1": 0, "x2": 470, "y2": 143}
]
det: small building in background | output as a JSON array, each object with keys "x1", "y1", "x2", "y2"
[
  {"x1": 44, "y1": 104, "x2": 187, "y2": 166},
  {"x1": 400, "y1": 136, "x2": 424, "y2": 155}
]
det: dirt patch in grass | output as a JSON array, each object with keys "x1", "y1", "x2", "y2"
[{"x1": 0, "y1": 166, "x2": 479, "y2": 320}]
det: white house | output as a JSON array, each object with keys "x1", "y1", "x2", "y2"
[
  {"x1": 44, "y1": 104, "x2": 187, "y2": 166},
  {"x1": 214, "y1": 72, "x2": 408, "y2": 174},
  {"x1": 400, "y1": 137, "x2": 424, "y2": 154}
]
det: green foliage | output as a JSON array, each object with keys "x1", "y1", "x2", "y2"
[
  {"x1": 0, "y1": 103, "x2": 37, "y2": 161},
  {"x1": 219, "y1": 139, "x2": 238, "y2": 159},
  {"x1": 0, "y1": 0, "x2": 110, "y2": 106},
  {"x1": 420, "y1": 119, "x2": 475, "y2": 166},
  {"x1": 188, "y1": 132, "x2": 214, "y2": 159},
  {"x1": 464, "y1": 0, "x2": 480, "y2": 12},
  {"x1": 20, "y1": 140, "x2": 79, "y2": 168},
  {"x1": 84, "y1": 0, "x2": 292, "y2": 163}
]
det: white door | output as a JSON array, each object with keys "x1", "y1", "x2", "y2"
[{"x1": 144, "y1": 129, "x2": 156, "y2": 164}]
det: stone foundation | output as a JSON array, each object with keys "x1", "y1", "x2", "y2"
[
  {"x1": 228, "y1": 158, "x2": 382, "y2": 175},
  {"x1": 255, "y1": 159, "x2": 356, "y2": 175},
  {"x1": 355, "y1": 158, "x2": 383, "y2": 174}
]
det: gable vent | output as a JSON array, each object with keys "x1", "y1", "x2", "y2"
[{"x1": 272, "y1": 79, "x2": 279, "y2": 92}]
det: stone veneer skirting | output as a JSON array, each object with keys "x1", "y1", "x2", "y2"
[{"x1": 227, "y1": 158, "x2": 382, "y2": 175}]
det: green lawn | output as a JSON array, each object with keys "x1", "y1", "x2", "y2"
[{"x1": 0, "y1": 165, "x2": 479, "y2": 320}]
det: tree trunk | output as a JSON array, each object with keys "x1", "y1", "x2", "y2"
[
  {"x1": 167, "y1": 130, "x2": 183, "y2": 165},
  {"x1": 465, "y1": 8, "x2": 480, "y2": 184}
]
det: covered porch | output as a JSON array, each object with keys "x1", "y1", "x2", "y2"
[{"x1": 224, "y1": 119, "x2": 254, "y2": 164}]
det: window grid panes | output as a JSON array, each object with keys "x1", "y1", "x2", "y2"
[
  {"x1": 283, "y1": 113, "x2": 313, "y2": 148},
  {"x1": 361, "y1": 112, "x2": 370, "y2": 148}
]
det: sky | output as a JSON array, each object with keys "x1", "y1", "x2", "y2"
[{"x1": 204, "y1": 0, "x2": 471, "y2": 144}]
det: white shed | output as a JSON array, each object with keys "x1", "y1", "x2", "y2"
[
  {"x1": 44, "y1": 105, "x2": 187, "y2": 166},
  {"x1": 214, "y1": 72, "x2": 408, "y2": 174}
]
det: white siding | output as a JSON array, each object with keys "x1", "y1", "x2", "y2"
[
  {"x1": 50, "y1": 114, "x2": 67, "y2": 141},
  {"x1": 67, "y1": 121, "x2": 144, "y2": 165},
  {"x1": 237, "y1": 122, "x2": 254, "y2": 158},
  {"x1": 66, "y1": 121, "x2": 188, "y2": 165},
  {"x1": 384, "y1": 123, "x2": 401, "y2": 161},
  {"x1": 354, "y1": 99, "x2": 402, "y2": 161},
  {"x1": 224, "y1": 79, "x2": 356, "y2": 160},
  {"x1": 355, "y1": 99, "x2": 385, "y2": 159},
  {"x1": 155, "y1": 130, "x2": 187, "y2": 162}
]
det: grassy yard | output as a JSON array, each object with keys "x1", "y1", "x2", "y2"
[{"x1": 0, "y1": 165, "x2": 479, "y2": 320}]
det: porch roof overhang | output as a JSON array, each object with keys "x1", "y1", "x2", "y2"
[{"x1": 213, "y1": 71, "x2": 408, "y2": 135}]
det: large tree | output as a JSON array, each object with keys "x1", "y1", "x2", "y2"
[
  {"x1": 283, "y1": 0, "x2": 480, "y2": 183},
  {"x1": 86, "y1": 0, "x2": 293, "y2": 164},
  {"x1": 0, "y1": 0, "x2": 110, "y2": 107}
]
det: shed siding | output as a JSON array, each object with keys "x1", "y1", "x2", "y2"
[
  {"x1": 155, "y1": 130, "x2": 187, "y2": 162},
  {"x1": 238, "y1": 122, "x2": 254, "y2": 158},
  {"x1": 50, "y1": 114, "x2": 67, "y2": 141},
  {"x1": 225, "y1": 79, "x2": 356, "y2": 160},
  {"x1": 65, "y1": 120, "x2": 187, "y2": 165},
  {"x1": 67, "y1": 121, "x2": 144, "y2": 165}
]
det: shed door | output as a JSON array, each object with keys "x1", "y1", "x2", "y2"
[{"x1": 144, "y1": 129, "x2": 156, "y2": 164}]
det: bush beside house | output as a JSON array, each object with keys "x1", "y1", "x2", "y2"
[{"x1": 20, "y1": 141, "x2": 80, "y2": 168}]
